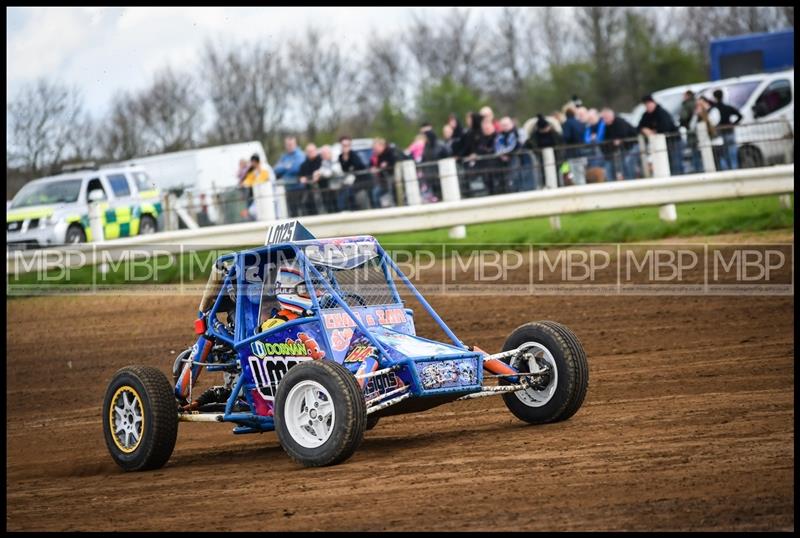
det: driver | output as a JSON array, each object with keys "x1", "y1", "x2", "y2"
[{"x1": 260, "y1": 261, "x2": 321, "y2": 332}]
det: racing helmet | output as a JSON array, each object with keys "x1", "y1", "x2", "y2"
[{"x1": 275, "y1": 262, "x2": 315, "y2": 314}]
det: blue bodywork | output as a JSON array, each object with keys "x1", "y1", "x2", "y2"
[
  {"x1": 175, "y1": 234, "x2": 515, "y2": 433},
  {"x1": 710, "y1": 29, "x2": 794, "y2": 81}
]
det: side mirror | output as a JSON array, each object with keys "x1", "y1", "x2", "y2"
[
  {"x1": 753, "y1": 103, "x2": 768, "y2": 119},
  {"x1": 88, "y1": 189, "x2": 106, "y2": 203}
]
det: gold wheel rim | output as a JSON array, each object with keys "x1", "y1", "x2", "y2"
[{"x1": 109, "y1": 386, "x2": 145, "y2": 453}]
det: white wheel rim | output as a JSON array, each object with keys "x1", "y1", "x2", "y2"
[
  {"x1": 284, "y1": 380, "x2": 335, "y2": 449},
  {"x1": 511, "y1": 342, "x2": 558, "y2": 407}
]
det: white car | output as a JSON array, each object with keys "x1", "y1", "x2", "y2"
[{"x1": 697, "y1": 69, "x2": 794, "y2": 167}]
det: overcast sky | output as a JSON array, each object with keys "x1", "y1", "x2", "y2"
[{"x1": 6, "y1": 6, "x2": 515, "y2": 120}]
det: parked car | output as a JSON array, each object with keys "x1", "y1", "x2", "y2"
[
  {"x1": 6, "y1": 164, "x2": 162, "y2": 249},
  {"x1": 697, "y1": 69, "x2": 794, "y2": 167}
]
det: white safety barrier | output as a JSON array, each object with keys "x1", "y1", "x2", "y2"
[{"x1": 6, "y1": 164, "x2": 794, "y2": 275}]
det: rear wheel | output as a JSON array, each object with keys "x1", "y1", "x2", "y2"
[
  {"x1": 139, "y1": 214, "x2": 157, "y2": 235},
  {"x1": 738, "y1": 145, "x2": 764, "y2": 169},
  {"x1": 274, "y1": 360, "x2": 366, "y2": 467},
  {"x1": 499, "y1": 321, "x2": 588, "y2": 424},
  {"x1": 102, "y1": 366, "x2": 178, "y2": 471}
]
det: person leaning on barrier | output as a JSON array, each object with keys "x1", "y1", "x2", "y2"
[
  {"x1": 240, "y1": 154, "x2": 270, "y2": 220},
  {"x1": 368, "y1": 138, "x2": 397, "y2": 208},
  {"x1": 298, "y1": 144, "x2": 324, "y2": 216},
  {"x1": 494, "y1": 117, "x2": 521, "y2": 193},
  {"x1": 600, "y1": 108, "x2": 640, "y2": 180},
  {"x1": 273, "y1": 136, "x2": 306, "y2": 217},
  {"x1": 680, "y1": 91, "x2": 704, "y2": 174},
  {"x1": 712, "y1": 89, "x2": 743, "y2": 171},
  {"x1": 317, "y1": 145, "x2": 341, "y2": 214},
  {"x1": 337, "y1": 135, "x2": 369, "y2": 211},
  {"x1": 638, "y1": 94, "x2": 683, "y2": 175}
]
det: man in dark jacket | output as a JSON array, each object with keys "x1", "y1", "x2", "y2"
[
  {"x1": 336, "y1": 136, "x2": 368, "y2": 211},
  {"x1": 460, "y1": 111, "x2": 485, "y2": 158},
  {"x1": 297, "y1": 144, "x2": 324, "y2": 216},
  {"x1": 601, "y1": 108, "x2": 640, "y2": 180},
  {"x1": 638, "y1": 94, "x2": 683, "y2": 175},
  {"x1": 420, "y1": 125, "x2": 450, "y2": 200},
  {"x1": 561, "y1": 107, "x2": 586, "y2": 155},
  {"x1": 712, "y1": 88, "x2": 743, "y2": 170}
]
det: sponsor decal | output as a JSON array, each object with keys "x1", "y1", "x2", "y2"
[
  {"x1": 330, "y1": 328, "x2": 354, "y2": 352},
  {"x1": 248, "y1": 332, "x2": 325, "y2": 400},
  {"x1": 418, "y1": 360, "x2": 478, "y2": 389},
  {"x1": 250, "y1": 332, "x2": 325, "y2": 360},
  {"x1": 364, "y1": 371, "x2": 400, "y2": 399},
  {"x1": 344, "y1": 342, "x2": 376, "y2": 363},
  {"x1": 323, "y1": 307, "x2": 408, "y2": 330}
]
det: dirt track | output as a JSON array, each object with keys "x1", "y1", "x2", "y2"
[{"x1": 6, "y1": 231, "x2": 795, "y2": 531}]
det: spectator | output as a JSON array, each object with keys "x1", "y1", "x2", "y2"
[
  {"x1": 712, "y1": 88, "x2": 743, "y2": 170},
  {"x1": 680, "y1": 90, "x2": 703, "y2": 173},
  {"x1": 600, "y1": 107, "x2": 640, "y2": 180},
  {"x1": 637, "y1": 94, "x2": 683, "y2": 175},
  {"x1": 447, "y1": 113, "x2": 465, "y2": 140},
  {"x1": 494, "y1": 116, "x2": 520, "y2": 192},
  {"x1": 561, "y1": 106, "x2": 587, "y2": 185},
  {"x1": 317, "y1": 145, "x2": 341, "y2": 214},
  {"x1": 273, "y1": 136, "x2": 306, "y2": 217},
  {"x1": 236, "y1": 158, "x2": 249, "y2": 183},
  {"x1": 406, "y1": 134, "x2": 426, "y2": 163},
  {"x1": 240, "y1": 153, "x2": 270, "y2": 220},
  {"x1": 526, "y1": 114, "x2": 561, "y2": 150},
  {"x1": 460, "y1": 111, "x2": 485, "y2": 158},
  {"x1": 583, "y1": 109, "x2": 611, "y2": 181},
  {"x1": 480, "y1": 105, "x2": 501, "y2": 132},
  {"x1": 575, "y1": 105, "x2": 589, "y2": 125},
  {"x1": 337, "y1": 135, "x2": 369, "y2": 211},
  {"x1": 298, "y1": 143, "x2": 323, "y2": 216},
  {"x1": 475, "y1": 118, "x2": 503, "y2": 195},
  {"x1": 562, "y1": 107, "x2": 586, "y2": 147},
  {"x1": 421, "y1": 124, "x2": 451, "y2": 162},
  {"x1": 442, "y1": 123, "x2": 457, "y2": 154},
  {"x1": 369, "y1": 138, "x2": 397, "y2": 208},
  {"x1": 691, "y1": 96, "x2": 732, "y2": 170},
  {"x1": 417, "y1": 125, "x2": 448, "y2": 202}
]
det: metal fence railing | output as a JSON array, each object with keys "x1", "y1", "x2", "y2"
[{"x1": 152, "y1": 118, "x2": 793, "y2": 231}]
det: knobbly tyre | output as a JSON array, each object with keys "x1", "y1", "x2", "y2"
[{"x1": 102, "y1": 221, "x2": 589, "y2": 470}]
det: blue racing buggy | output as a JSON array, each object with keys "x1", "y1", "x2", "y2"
[{"x1": 103, "y1": 221, "x2": 589, "y2": 470}]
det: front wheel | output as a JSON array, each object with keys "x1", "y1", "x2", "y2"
[
  {"x1": 102, "y1": 366, "x2": 178, "y2": 471},
  {"x1": 499, "y1": 321, "x2": 589, "y2": 424},
  {"x1": 65, "y1": 224, "x2": 87, "y2": 244},
  {"x1": 274, "y1": 360, "x2": 367, "y2": 467}
]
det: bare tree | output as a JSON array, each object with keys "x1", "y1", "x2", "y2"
[
  {"x1": 289, "y1": 26, "x2": 360, "y2": 141},
  {"x1": 7, "y1": 78, "x2": 85, "y2": 174},
  {"x1": 575, "y1": 7, "x2": 624, "y2": 106},
  {"x1": 679, "y1": 7, "x2": 790, "y2": 72},
  {"x1": 357, "y1": 32, "x2": 409, "y2": 118},
  {"x1": 404, "y1": 9, "x2": 487, "y2": 91},
  {"x1": 202, "y1": 38, "x2": 289, "y2": 151},
  {"x1": 137, "y1": 66, "x2": 204, "y2": 154},
  {"x1": 98, "y1": 91, "x2": 148, "y2": 161},
  {"x1": 537, "y1": 7, "x2": 573, "y2": 69}
]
